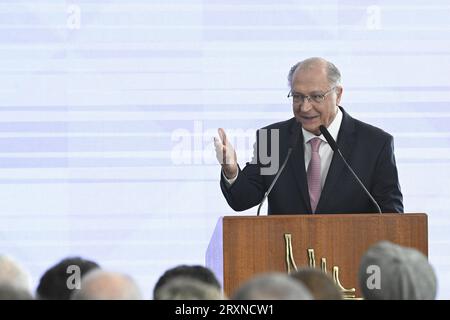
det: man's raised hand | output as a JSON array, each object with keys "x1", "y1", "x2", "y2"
[{"x1": 214, "y1": 128, "x2": 238, "y2": 179}]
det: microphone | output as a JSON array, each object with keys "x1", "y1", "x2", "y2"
[
  {"x1": 319, "y1": 125, "x2": 382, "y2": 214},
  {"x1": 257, "y1": 123, "x2": 301, "y2": 216}
]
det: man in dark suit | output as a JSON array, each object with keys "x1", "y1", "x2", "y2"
[{"x1": 214, "y1": 57, "x2": 403, "y2": 215}]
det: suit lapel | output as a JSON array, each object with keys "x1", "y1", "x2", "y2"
[
  {"x1": 316, "y1": 108, "x2": 356, "y2": 212},
  {"x1": 289, "y1": 121, "x2": 312, "y2": 213}
]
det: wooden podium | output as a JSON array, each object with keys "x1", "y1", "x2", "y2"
[{"x1": 206, "y1": 213, "x2": 428, "y2": 298}]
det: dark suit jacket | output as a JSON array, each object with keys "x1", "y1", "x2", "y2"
[{"x1": 220, "y1": 107, "x2": 404, "y2": 214}]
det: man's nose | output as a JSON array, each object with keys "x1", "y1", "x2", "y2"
[{"x1": 300, "y1": 98, "x2": 313, "y2": 112}]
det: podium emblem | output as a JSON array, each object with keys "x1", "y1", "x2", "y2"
[{"x1": 284, "y1": 233, "x2": 357, "y2": 299}]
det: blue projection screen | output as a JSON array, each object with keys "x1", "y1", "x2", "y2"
[{"x1": 0, "y1": 0, "x2": 449, "y2": 299}]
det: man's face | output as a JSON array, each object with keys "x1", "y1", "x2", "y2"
[{"x1": 291, "y1": 64, "x2": 342, "y2": 135}]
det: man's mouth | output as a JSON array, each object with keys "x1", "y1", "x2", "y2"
[{"x1": 300, "y1": 115, "x2": 320, "y2": 121}]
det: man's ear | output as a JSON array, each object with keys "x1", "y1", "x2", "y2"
[{"x1": 335, "y1": 86, "x2": 343, "y2": 105}]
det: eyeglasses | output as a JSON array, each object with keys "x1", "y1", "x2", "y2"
[{"x1": 287, "y1": 87, "x2": 336, "y2": 104}]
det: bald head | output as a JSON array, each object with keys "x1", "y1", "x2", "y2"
[
  {"x1": 288, "y1": 57, "x2": 341, "y2": 89},
  {"x1": 71, "y1": 270, "x2": 142, "y2": 300},
  {"x1": 290, "y1": 268, "x2": 343, "y2": 300},
  {"x1": 296, "y1": 57, "x2": 329, "y2": 71},
  {"x1": 0, "y1": 255, "x2": 31, "y2": 291}
]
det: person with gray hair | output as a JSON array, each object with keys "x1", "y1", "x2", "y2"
[
  {"x1": 0, "y1": 255, "x2": 31, "y2": 293},
  {"x1": 287, "y1": 57, "x2": 342, "y2": 90},
  {"x1": 155, "y1": 277, "x2": 224, "y2": 300},
  {"x1": 153, "y1": 264, "x2": 221, "y2": 300},
  {"x1": 71, "y1": 270, "x2": 142, "y2": 300},
  {"x1": 358, "y1": 241, "x2": 437, "y2": 300},
  {"x1": 232, "y1": 272, "x2": 312, "y2": 300},
  {"x1": 215, "y1": 56, "x2": 403, "y2": 215}
]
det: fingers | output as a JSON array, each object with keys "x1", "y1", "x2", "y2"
[
  {"x1": 213, "y1": 137, "x2": 224, "y2": 155},
  {"x1": 218, "y1": 128, "x2": 227, "y2": 146},
  {"x1": 216, "y1": 128, "x2": 228, "y2": 164},
  {"x1": 222, "y1": 144, "x2": 227, "y2": 165},
  {"x1": 214, "y1": 136, "x2": 225, "y2": 165},
  {"x1": 214, "y1": 128, "x2": 237, "y2": 167}
]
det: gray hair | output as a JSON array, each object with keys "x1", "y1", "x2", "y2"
[
  {"x1": 155, "y1": 277, "x2": 224, "y2": 300},
  {"x1": 287, "y1": 57, "x2": 341, "y2": 89},
  {"x1": 359, "y1": 241, "x2": 437, "y2": 300},
  {"x1": 232, "y1": 272, "x2": 313, "y2": 300},
  {"x1": 71, "y1": 270, "x2": 142, "y2": 300},
  {"x1": 0, "y1": 255, "x2": 31, "y2": 291}
]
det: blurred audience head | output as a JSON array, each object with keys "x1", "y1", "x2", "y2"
[
  {"x1": 36, "y1": 256, "x2": 100, "y2": 300},
  {"x1": 290, "y1": 268, "x2": 342, "y2": 300},
  {"x1": 153, "y1": 265, "x2": 221, "y2": 299},
  {"x1": 232, "y1": 272, "x2": 312, "y2": 300},
  {"x1": 155, "y1": 277, "x2": 224, "y2": 300},
  {"x1": 359, "y1": 241, "x2": 437, "y2": 300},
  {"x1": 0, "y1": 255, "x2": 31, "y2": 292},
  {"x1": 0, "y1": 284, "x2": 33, "y2": 300},
  {"x1": 71, "y1": 270, "x2": 142, "y2": 300}
]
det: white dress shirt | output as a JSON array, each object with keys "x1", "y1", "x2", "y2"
[{"x1": 222, "y1": 108, "x2": 343, "y2": 188}]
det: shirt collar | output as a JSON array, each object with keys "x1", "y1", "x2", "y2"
[{"x1": 302, "y1": 107, "x2": 343, "y2": 145}]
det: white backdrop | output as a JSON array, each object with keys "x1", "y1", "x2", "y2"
[{"x1": 0, "y1": 0, "x2": 449, "y2": 299}]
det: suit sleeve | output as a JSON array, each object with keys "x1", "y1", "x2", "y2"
[{"x1": 371, "y1": 136, "x2": 404, "y2": 213}]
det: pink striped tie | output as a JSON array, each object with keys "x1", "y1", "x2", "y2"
[{"x1": 307, "y1": 137, "x2": 322, "y2": 213}]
